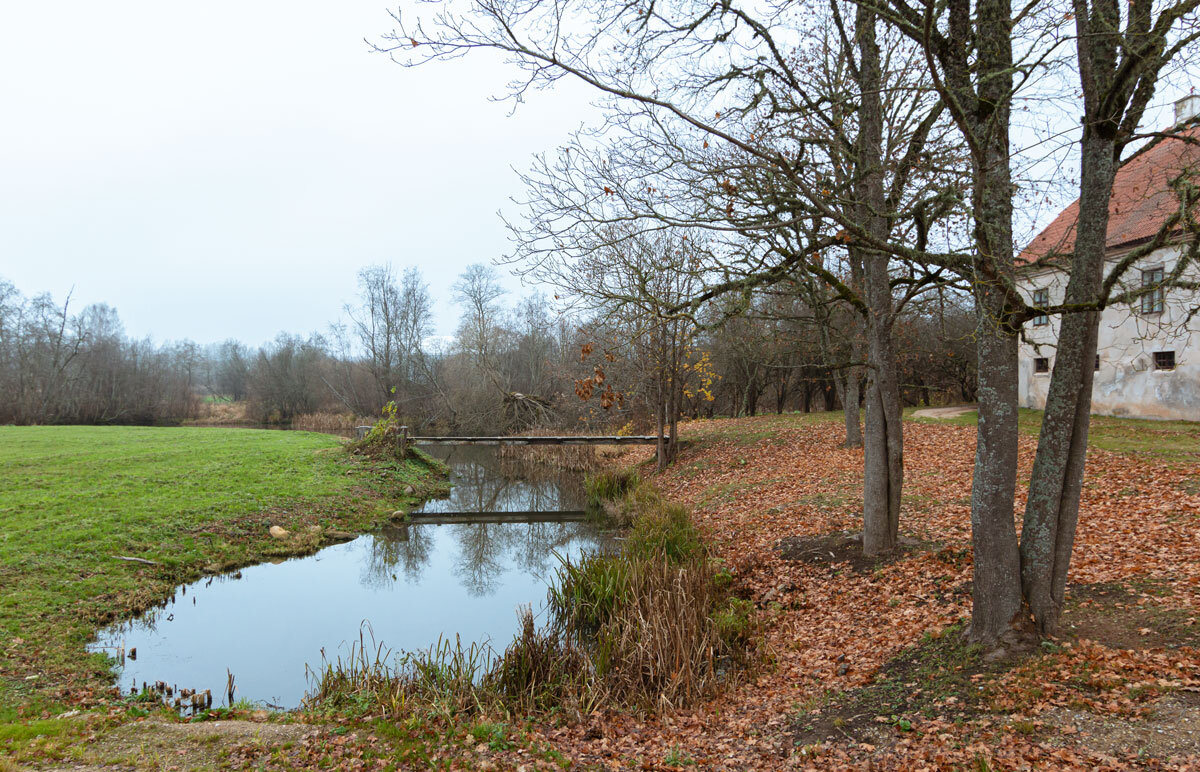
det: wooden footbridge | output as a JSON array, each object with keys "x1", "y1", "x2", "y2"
[
  {"x1": 411, "y1": 435, "x2": 663, "y2": 445},
  {"x1": 355, "y1": 425, "x2": 666, "y2": 448}
]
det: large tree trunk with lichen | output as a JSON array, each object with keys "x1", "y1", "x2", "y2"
[
  {"x1": 969, "y1": 286, "x2": 1025, "y2": 644},
  {"x1": 1019, "y1": 108, "x2": 1116, "y2": 636},
  {"x1": 961, "y1": 0, "x2": 1029, "y2": 647}
]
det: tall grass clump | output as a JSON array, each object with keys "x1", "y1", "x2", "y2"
[
  {"x1": 483, "y1": 608, "x2": 591, "y2": 713},
  {"x1": 549, "y1": 552, "x2": 632, "y2": 635},
  {"x1": 305, "y1": 627, "x2": 488, "y2": 718},
  {"x1": 551, "y1": 477, "x2": 754, "y2": 708},
  {"x1": 585, "y1": 468, "x2": 642, "y2": 522},
  {"x1": 306, "y1": 475, "x2": 756, "y2": 720}
]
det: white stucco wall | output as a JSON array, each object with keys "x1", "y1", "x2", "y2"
[{"x1": 1017, "y1": 243, "x2": 1200, "y2": 421}]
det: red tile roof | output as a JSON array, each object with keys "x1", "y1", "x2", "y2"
[{"x1": 1019, "y1": 124, "x2": 1200, "y2": 265}]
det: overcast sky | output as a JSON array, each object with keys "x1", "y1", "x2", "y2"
[
  {"x1": 0, "y1": 1, "x2": 595, "y2": 346},
  {"x1": 2, "y1": 4, "x2": 1191, "y2": 348}
]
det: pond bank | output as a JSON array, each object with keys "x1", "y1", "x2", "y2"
[{"x1": 0, "y1": 425, "x2": 441, "y2": 721}]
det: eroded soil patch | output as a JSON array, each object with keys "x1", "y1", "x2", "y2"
[
  {"x1": 776, "y1": 531, "x2": 930, "y2": 574},
  {"x1": 789, "y1": 625, "x2": 1006, "y2": 751},
  {"x1": 1064, "y1": 582, "x2": 1200, "y2": 650}
]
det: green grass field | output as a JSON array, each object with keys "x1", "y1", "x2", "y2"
[{"x1": 0, "y1": 426, "x2": 438, "y2": 719}]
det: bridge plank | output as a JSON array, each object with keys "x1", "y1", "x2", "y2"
[{"x1": 409, "y1": 436, "x2": 664, "y2": 445}]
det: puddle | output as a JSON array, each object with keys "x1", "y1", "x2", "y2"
[{"x1": 90, "y1": 445, "x2": 603, "y2": 709}]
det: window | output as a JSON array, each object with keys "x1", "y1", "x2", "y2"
[
  {"x1": 1095, "y1": 354, "x2": 1101, "y2": 371},
  {"x1": 1154, "y1": 351, "x2": 1176, "y2": 371},
  {"x1": 1034, "y1": 357, "x2": 1050, "y2": 373},
  {"x1": 1032, "y1": 288, "x2": 1049, "y2": 326},
  {"x1": 1141, "y1": 268, "x2": 1165, "y2": 314}
]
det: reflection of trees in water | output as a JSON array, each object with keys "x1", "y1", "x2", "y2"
[
  {"x1": 358, "y1": 520, "x2": 602, "y2": 597},
  {"x1": 508, "y1": 521, "x2": 597, "y2": 577},
  {"x1": 452, "y1": 522, "x2": 508, "y2": 596},
  {"x1": 357, "y1": 446, "x2": 598, "y2": 595},
  {"x1": 419, "y1": 446, "x2": 585, "y2": 514},
  {"x1": 361, "y1": 524, "x2": 434, "y2": 588},
  {"x1": 450, "y1": 521, "x2": 601, "y2": 596}
]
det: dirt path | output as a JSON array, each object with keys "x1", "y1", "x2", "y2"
[{"x1": 910, "y1": 405, "x2": 976, "y2": 419}]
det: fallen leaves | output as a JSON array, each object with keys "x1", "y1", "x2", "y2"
[{"x1": 531, "y1": 416, "x2": 1200, "y2": 770}]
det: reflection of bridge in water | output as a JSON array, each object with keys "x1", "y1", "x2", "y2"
[
  {"x1": 411, "y1": 444, "x2": 589, "y2": 523},
  {"x1": 407, "y1": 512, "x2": 588, "y2": 523}
]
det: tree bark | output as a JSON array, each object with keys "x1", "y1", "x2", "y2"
[
  {"x1": 843, "y1": 362, "x2": 863, "y2": 447},
  {"x1": 854, "y1": 6, "x2": 903, "y2": 556},
  {"x1": 961, "y1": 0, "x2": 1028, "y2": 646},
  {"x1": 969, "y1": 288, "x2": 1025, "y2": 643},
  {"x1": 1019, "y1": 97, "x2": 1115, "y2": 637}
]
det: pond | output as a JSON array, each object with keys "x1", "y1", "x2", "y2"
[{"x1": 89, "y1": 444, "x2": 605, "y2": 709}]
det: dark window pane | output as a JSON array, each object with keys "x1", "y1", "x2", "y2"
[
  {"x1": 1032, "y1": 289, "x2": 1049, "y2": 326},
  {"x1": 1141, "y1": 268, "x2": 1165, "y2": 314},
  {"x1": 1034, "y1": 357, "x2": 1050, "y2": 373},
  {"x1": 1154, "y1": 351, "x2": 1176, "y2": 371}
]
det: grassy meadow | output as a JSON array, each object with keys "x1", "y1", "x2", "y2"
[{"x1": 0, "y1": 426, "x2": 438, "y2": 719}]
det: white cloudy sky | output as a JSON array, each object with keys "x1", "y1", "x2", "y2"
[
  {"x1": 0, "y1": 1, "x2": 595, "y2": 345},
  {"x1": 1, "y1": 3, "x2": 1191, "y2": 347}
]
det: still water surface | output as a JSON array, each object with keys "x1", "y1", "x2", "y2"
[{"x1": 90, "y1": 444, "x2": 602, "y2": 708}]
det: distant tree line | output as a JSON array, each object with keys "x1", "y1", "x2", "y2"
[
  {"x1": 1, "y1": 267, "x2": 977, "y2": 432},
  {"x1": 0, "y1": 279, "x2": 201, "y2": 425}
]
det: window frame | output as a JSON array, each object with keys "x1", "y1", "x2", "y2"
[
  {"x1": 1140, "y1": 267, "x2": 1165, "y2": 315},
  {"x1": 1034, "y1": 357, "x2": 1050, "y2": 374},
  {"x1": 1153, "y1": 351, "x2": 1176, "y2": 371},
  {"x1": 1031, "y1": 288, "x2": 1050, "y2": 326}
]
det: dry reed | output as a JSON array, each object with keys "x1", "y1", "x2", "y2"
[
  {"x1": 291, "y1": 412, "x2": 363, "y2": 433},
  {"x1": 305, "y1": 478, "x2": 755, "y2": 720}
]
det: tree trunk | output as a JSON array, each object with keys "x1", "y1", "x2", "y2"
[
  {"x1": 968, "y1": 289, "x2": 1025, "y2": 644},
  {"x1": 854, "y1": 6, "x2": 902, "y2": 556},
  {"x1": 862, "y1": 316, "x2": 902, "y2": 555},
  {"x1": 963, "y1": 0, "x2": 1028, "y2": 647},
  {"x1": 1019, "y1": 127, "x2": 1113, "y2": 635},
  {"x1": 843, "y1": 360, "x2": 863, "y2": 448}
]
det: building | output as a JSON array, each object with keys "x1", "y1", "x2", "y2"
[{"x1": 1017, "y1": 100, "x2": 1200, "y2": 421}]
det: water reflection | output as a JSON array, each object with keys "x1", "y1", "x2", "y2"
[
  {"x1": 361, "y1": 519, "x2": 598, "y2": 595},
  {"x1": 415, "y1": 445, "x2": 586, "y2": 514},
  {"x1": 89, "y1": 445, "x2": 603, "y2": 708}
]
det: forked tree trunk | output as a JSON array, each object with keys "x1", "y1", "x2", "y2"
[
  {"x1": 862, "y1": 310, "x2": 902, "y2": 555},
  {"x1": 1019, "y1": 123, "x2": 1114, "y2": 635}
]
